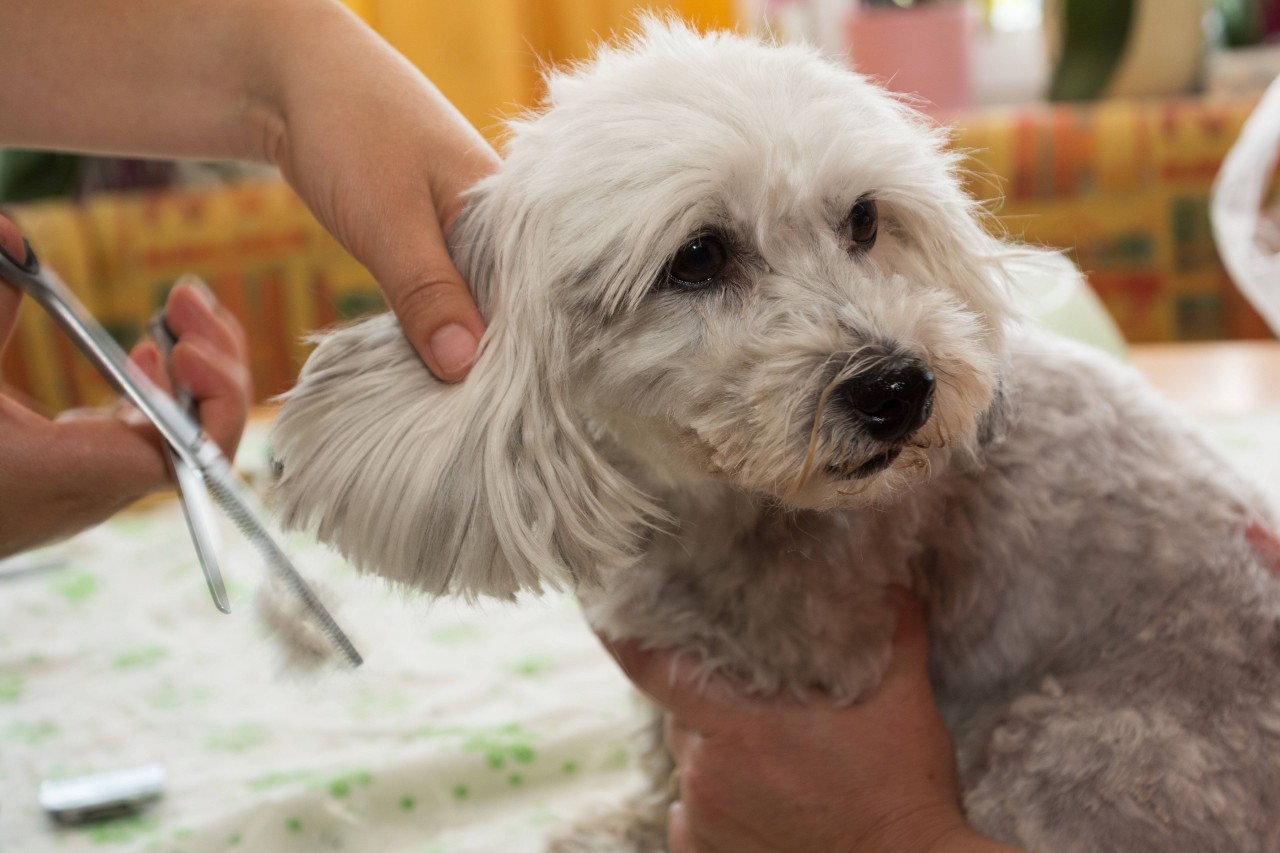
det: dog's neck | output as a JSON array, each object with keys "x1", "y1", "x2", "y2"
[{"x1": 590, "y1": 413, "x2": 938, "y2": 585}]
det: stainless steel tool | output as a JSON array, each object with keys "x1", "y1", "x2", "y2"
[
  {"x1": 148, "y1": 305, "x2": 231, "y2": 614},
  {"x1": 0, "y1": 236, "x2": 362, "y2": 668}
]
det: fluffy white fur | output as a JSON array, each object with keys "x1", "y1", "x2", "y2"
[{"x1": 271, "y1": 21, "x2": 1280, "y2": 851}]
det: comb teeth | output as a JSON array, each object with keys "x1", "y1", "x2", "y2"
[{"x1": 204, "y1": 473, "x2": 363, "y2": 668}]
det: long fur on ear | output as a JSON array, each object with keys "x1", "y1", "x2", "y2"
[{"x1": 270, "y1": 197, "x2": 658, "y2": 601}]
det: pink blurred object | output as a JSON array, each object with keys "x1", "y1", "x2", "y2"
[{"x1": 846, "y1": 2, "x2": 977, "y2": 117}]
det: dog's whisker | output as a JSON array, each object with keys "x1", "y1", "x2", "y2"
[
  {"x1": 793, "y1": 372, "x2": 849, "y2": 494},
  {"x1": 781, "y1": 357, "x2": 834, "y2": 465},
  {"x1": 834, "y1": 478, "x2": 873, "y2": 498}
]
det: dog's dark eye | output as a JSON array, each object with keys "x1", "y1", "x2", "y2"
[
  {"x1": 845, "y1": 198, "x2": 878, "y2": 253},
  {"x1": 667, "y1": 235, "x2": 727, "y2": 287}
]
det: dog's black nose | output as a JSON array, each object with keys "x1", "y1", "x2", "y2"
[{"x1": 838, "y1": 359, "x2": 935, "y2": 442}]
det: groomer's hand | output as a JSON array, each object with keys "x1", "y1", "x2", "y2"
[
  {"x1": 260, "y1": 0, "x2": 498, "y2": 381},
  {"x1": 0, "y1": 214, "x2": 251, "y2": 558},
  {"x1": 1, "y1": 0, "x2": 496, "y2": 383},
  {"x1": 604, "y1": 596, "x2": 1026, "y2": 853}
]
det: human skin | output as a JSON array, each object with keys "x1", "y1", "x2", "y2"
[
  {"x1": 604, "y1": 595, "x2": 1027, "y2": 853},
  {"x1": 0, "y1": 214, "x2": 251, "y2": 556},
  {"x1": 0, "y1": 0, "x2": 497, "y2": 380}
]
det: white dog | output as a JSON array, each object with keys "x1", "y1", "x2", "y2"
[{"x1": 271, "y1": 21, "x2": 1280, "y2": 851}]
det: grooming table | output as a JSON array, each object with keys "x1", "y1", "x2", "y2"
[{"x1": 1, "y1": 342, "x2": 1278, "y2": 853}]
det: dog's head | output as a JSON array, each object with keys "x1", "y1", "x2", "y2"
[{"x1": 272, "y1": 20, "x2": 1018, "y2": 599}]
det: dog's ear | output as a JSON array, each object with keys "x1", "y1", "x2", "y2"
[{"x1": 269, "y1": 202, "x2": 656, "y2": 601}]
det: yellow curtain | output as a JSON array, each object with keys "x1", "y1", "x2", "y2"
[{"x1": 342, "y1": 1, "x2": 739, "y2": 139}]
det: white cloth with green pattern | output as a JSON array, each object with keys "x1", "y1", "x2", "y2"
[{"x1": 0, "y1": 423, "x2": 643, "y2": 853}]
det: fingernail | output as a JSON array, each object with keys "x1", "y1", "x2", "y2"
[
  {"x1": 177, "y1": 274, "x2": 216, "y2": 307},
  {"x1": 0, "y1": 215, "x2": 28, "y2": 263},
  {"x1": 429, "y1": 324, "x2": 478, "y2": 375},
  {"x1": 132, "y1": 344, "x2": 159, "y2": 377}
]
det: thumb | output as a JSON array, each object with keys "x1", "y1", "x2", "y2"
[
  {"x1": 889, "y1": 591, "x2": 930, "y2": 662},
  {"x1": 378, "y1": 215, "x2": 485, "y2": 383},
  {"x1": 877, "y1": 590, "x2": 937, "y2": 699},
  {"x1": 668, "y1": 802, "x2": 696, "y2": 853}
]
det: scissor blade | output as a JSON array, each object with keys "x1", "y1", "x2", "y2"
[
  {"x1": 150, "y1": 309, "x2": 231, "y2": 614},
  {"x1": 168, "y1": 447, "x2": 231, "y2": 613}
]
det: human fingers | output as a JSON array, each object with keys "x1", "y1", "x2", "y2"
[
  {"x1": 600, "y1": 636, "x2": 679, "y2": 703},
  {"x1": 668, "y1": 802, "x2": 696, "y2": 853},
  {"x1": 599, "y1": 636, "x2": 746, "y2": 731},
  {"x1": 130, "y1": 340, "x2": 169, "y2": 393},
  {"x1": 882, "y1": 589, "x2": 932, "y2": 684},
  {"x1": 111, "y1": 340, "x2": 170, "y2": 451},
  {"x1": 169, "y1": 337, "x2": 250, "y2": 460},
  {"x1": 0, "y1": 276, "x2": 20, "y2": 354},
  {"x1": 164, "y1": 278, "x2": 246, "y2": 363},
  {"x1": 862, "y1": 593, "x2": 955, "y2": 760},
  {"x1": 0, "y1": 214, "x2": 27, "y2": 351},
  {"x1": 664, "y1": 712, "x2": 701, "y2": 765},
  {"x1": 380, "y1": 214, "x2": 487, "y2": 382},
  {"x1": 159, "y1": 278, "x2": 251, "y2": 458}
]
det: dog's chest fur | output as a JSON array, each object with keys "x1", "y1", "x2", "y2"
[{"x1": 583, "y1": 485, "x2": 923, "y2": 699}]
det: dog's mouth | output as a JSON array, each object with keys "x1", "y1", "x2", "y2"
[{"x1": 825, "y1": 447, "x2": 902, "y2": 481}]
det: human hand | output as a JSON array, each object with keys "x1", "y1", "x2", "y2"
[
  {"x1": 0, "y1": 214, "x2": 251, "y2": 557},
  {"x1": 259, "y1": 0, "x2": 499, "y2": 381},
  {"x1": 0, "y1": 0, "x2": 496, "y2": 382},
  {"x1": 603, "y1": 596, "x2": 1023, "y2": 853}
]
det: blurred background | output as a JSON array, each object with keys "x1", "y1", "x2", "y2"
[{"x1": 3, "y1": 0, "x2": 1279, "y2": 413}]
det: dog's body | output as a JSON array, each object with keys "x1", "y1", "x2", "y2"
[
  {"x1": 272, "y1": 22, "x2": 1280, "y2": 851},
  {"x1": 584, "y1": 331, "x2": 1280, "y2": 851}
]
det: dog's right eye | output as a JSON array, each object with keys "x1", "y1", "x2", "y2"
[
  {"x1": 845, "y1": 197, "x2": 878, "y2": 253},
  {"x1": 666, "y1": 236, "x2": 727, "y2": 288}
]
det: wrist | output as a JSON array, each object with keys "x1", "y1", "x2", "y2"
[
  {"x1": 248, "y1": 0, "x2": 407, "y2": 168},
  {"x1": 234, "y1": 0, "x2": 346, "y2": 166}
]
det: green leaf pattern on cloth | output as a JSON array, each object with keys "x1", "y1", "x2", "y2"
[{"x1": 0, "y1": 423, "x2": 643, "y2": 852}]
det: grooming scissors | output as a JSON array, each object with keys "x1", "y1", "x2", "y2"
[
  {"x1": 147, "y1": 303, "x2": 230, "y2": 613},
  {"x1": 0, "y1": 236, "x2": 362, "y2": 667}
]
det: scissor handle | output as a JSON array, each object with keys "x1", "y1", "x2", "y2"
[{"x1": 0, "y1": 239, "x2": 214, "y2": 471}]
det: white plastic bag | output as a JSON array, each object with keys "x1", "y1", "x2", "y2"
[{"x1": 1212, "y1": 74, "x2": 1280, "y2": 336}]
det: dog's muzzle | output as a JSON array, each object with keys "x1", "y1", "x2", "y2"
[{"x1": 837, "y1": 357, "x2": 936, "y2": 443}]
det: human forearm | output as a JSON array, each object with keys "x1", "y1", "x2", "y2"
[
  {"x1": 0, "y1": 0, "x2": 488, "y2": 202},
  {"x1": 0, "y1": 0, "x2": 290, "y2": 160}
]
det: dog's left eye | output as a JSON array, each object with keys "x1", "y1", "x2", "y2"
[
  {"x1": 667, "y1": 235, "x2": 728, "y2": 288},
  {"x1": 845, "y1": 198, "x2": 878, "y2": 253}
]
